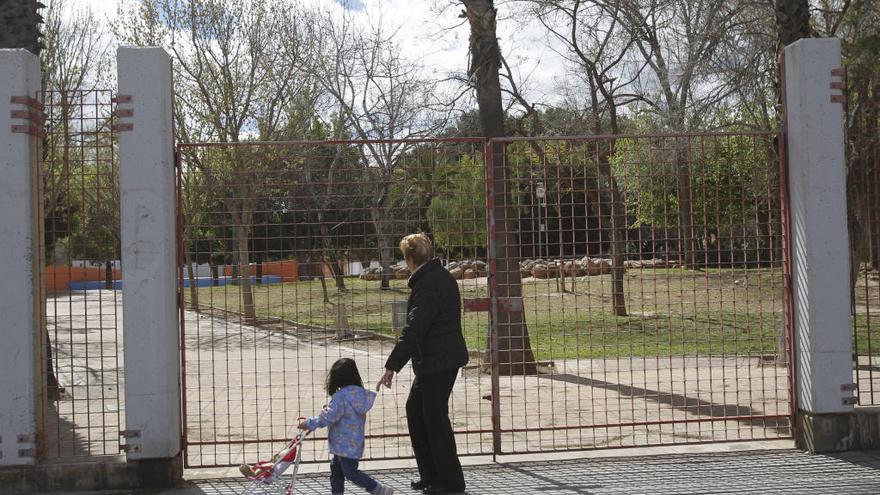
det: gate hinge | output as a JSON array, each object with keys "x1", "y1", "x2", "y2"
[
  {"x1": 119, "y1": 443, "x2": 142, "y2": 453},
  {"x1": 120, "y1": 429, "x2": 140, "y2": 438},
  {"x1": 119, "y1": 429, "x2": 142, "y2": 454},
  {"x1": 830, "y1": 68, "x2": 846, "y2": 104},
  {"x1": 18, "y1": 448, "x2": 35, "y2": 458},
  {"x1": 841, "y1": 383, "x2": 858, "y2": 392},
  {"x1": 843, "y1": 397, "x2": 858, "y2": 406}
]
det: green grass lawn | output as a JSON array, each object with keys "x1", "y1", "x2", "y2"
[
  {"x1": 182, "y1": 267, "x2": 826, "y2": 361},
  {"x1": 855, "y1": 314, "x2": 880, "y2": 355}
]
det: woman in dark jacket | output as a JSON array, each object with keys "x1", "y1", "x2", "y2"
[{"x1": 376, "y1": 234, "x2": 468, "y2": 494}]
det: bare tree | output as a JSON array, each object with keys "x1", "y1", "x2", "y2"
[
  {"x1": 116, "y1": 0, "x2": 317, "y2": 322},
  {"x1": 610, "y1": 0, "x2": 759, "y2": 267},
  {"x1": 42, "y1": 0, "x2": 110, "y2": 242},
  {"x1": 518, "y1": 0, "x2": 652, "y2": 315},
  {"x1": 38, "y1": 0, "x2": 109, "y2": 401},
  {"x1": 305, "y1": 12, "x2": 450, "y2": 289}
]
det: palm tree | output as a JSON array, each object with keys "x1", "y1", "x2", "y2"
[
  {"x1": 0, "y1": 0, "x2": 46, "y2": 53},
  {"x1": 461, "y1": 0, "x2": 537, "y2": 375},
  {"x1": 774, "y1": 0, "x2": 811, "y2": 48}
]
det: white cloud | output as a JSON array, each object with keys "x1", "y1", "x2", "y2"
[{"x1": 74, "y1": 0, "x2": 569, "y2": 105}]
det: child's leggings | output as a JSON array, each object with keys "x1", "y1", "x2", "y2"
[{"x1": 330, "y1": 455, "x2": 378, "y2": 494}]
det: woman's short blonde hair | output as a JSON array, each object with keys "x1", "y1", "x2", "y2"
[{"x1": 400, "y1": 233, "x2": 434, "y2": 266}]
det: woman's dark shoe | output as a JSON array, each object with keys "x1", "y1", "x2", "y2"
[
  {"x1": 410, "y1": 480, "x2": 430, "y2": 491},
  {"x1": 423, "y1": 485, "x2": 465, "y2": 494}
]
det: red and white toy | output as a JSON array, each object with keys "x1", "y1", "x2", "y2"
[{"x1": 240, "y1": 428, "x2": 309, "y2": 495}]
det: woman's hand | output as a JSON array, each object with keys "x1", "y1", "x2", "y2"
[
  {"x1": 297, "y1": 420, "x2": 308, "y2": 430},
  {"x1": 375, "y1": 369, "x2": 394, "y2": 391}
]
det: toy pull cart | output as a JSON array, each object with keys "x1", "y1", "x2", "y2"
[{"x1": 240, "y1": 431, "x2": 309, "y2": 495}]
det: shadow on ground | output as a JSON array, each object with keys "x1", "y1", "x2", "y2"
[{"x1": 131, "y1": 449, "x2": 880, "y2": 495}]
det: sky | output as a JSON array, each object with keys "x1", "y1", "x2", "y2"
[{"x1": 72, "y1": 0, "x2": 569, "y2": 106}]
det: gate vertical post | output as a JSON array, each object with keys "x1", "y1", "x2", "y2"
[
  {"x1": 0, "y1": 49, "x2": 42, "y2": 467},
  {"x1": 783, "y1": 38, "x2": 858, "y2": 452},
  {"x1": 116, "y1": 47, "x2": 181, "y2": 483},
  {"x1": 484, "y1": 140, "x2": 502, "y2": 457}
]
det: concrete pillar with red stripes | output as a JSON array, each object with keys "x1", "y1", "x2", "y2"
[
  {"x1": 0, "y1": 49, "x2": 43, "y2": 467},
  {"x1": 117, "y1": 46, "x2": 182, "y2": 484},
  {"x1": 783, "y1": 38, "x2": 869, "y2": 452}
]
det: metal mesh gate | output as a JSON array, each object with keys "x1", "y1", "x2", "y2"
[
  {"x1": 847, "y1": 68, "x2": 880, "y2": 406},
  {"x1": 176, "y1": 139, "x2": 493, "y2": 468},
  {"x1": 39, "y1": 89, "x2": 125, "y2": 459},
  {"x1": 487, "y1": 133, "x2": 791, "y2": 454},
  {"x1": 177, "y1": 133, "x2": 793, "y2": 468}
]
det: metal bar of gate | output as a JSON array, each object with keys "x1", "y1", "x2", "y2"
[
  {"x1": 175, "y1": 148, "x2": 189, "y2": 465},
  {"x1": 778, "y1": 52, "x2": 799, "y2": 436},
  {"x1": 484, "y1": 139, "x2": 502, "y2": 458}
]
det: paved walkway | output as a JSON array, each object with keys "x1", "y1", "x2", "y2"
[
  {"x1": 45, "y1": 290, "x2": 792, "y2": 466},
  {"x1": 51, "y1": 449, "x2": 880, "y2": 494}
]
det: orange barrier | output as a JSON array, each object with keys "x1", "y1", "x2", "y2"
[
  {"x1": 44, "y1": 265, "x2": 122, "y2": 291},
  {"x1": 262, "y1": 260, "x2": 299, "y2": 282},
  {"x1": 223, "y1": 260, "x2": 299, "y2": 282}
]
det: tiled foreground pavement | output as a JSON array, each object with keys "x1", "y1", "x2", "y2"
[{"x1": 57, "y1": 448, "x2": 880, "y2": 495}]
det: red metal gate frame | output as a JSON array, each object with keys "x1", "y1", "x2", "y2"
[
  {"x1": 483, "y1": 133, "x2": 797, "y2": 456},
  {"x1": 174, "y1": 132, "x2": 798, "y2": 467}
]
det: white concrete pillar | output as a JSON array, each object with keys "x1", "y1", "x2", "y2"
[
  {"x1": 0, "y1": 49, "x2": 42, "y2": 466},
  {"x1": 117, "y1": 47, "x2": 181, "y2": 463},
  {"x1": 784, "y1": 39, "x2": 854, "y2": 420}
]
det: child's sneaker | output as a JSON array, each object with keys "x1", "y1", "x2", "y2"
[
  {"x1": 372, "y1": 482, "x2": 394, "y2": 495},
  {"x1": 239, "y1": 464, "x2": 255, "y2": 477}
]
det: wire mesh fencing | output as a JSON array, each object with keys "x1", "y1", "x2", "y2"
[
  {"x1": 177, "y1": 139, "x2": 493, "y2": 467},
  {"x1": 177, "y1": 132, "x2": 793, "y2": 468},
  {"x1": 847, "y1": 68, "x2": 880, "y2": 406},
  {"x1": 487, "y1": 133, "x2": 792, "y2": 454},
  {"x1": 39, "y1": 89, "x2": 125, "y2": 459}
]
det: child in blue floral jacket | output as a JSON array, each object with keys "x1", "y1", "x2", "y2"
[{"x1": 300, "y1": 358, "x2": 394, "y2": 495}]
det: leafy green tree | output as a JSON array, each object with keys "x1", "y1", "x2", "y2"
[{"x1": 426, "y1": 153, "x2": 487, "y2": 255}]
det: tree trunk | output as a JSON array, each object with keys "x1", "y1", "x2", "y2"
[
  {"x1": 675, "y1": 140, "x2": 697, "y2": 268},
  {"x1": 210, "y1": 262, "x2": 219, "y2": 287},
  {"x1": 319, "y1": 219, "x2": 346, "y2": 291},
  {"x1": 185, "y1": 250, "x2": 199, "y2": 310},
  {"x1": 0, "y1": 0, "x2": 45, "y2": 54},
  {"x1": 234, "y1": 222, "x2": 256, "y2": 322},
  {"x1": 104, "y1": 260, "x2": 113, "y2": 290},
  {"x1": 318, "y1": 262, "x2": 331, "y2": 304},
  {"x1": 595, "y1": 148, "x2": 628, "y2": 316},
  {"x1": 464, "y1": 0, "x2": 537, "y2": 375},
  {"x1": 231, "y1": 251, "x2": 240, "y2": 286},
  {"x1": 370, "y1": 206, "x2": 395, "y2": 290},
  {"x1": 775, "y1": 0, "x2": 811, "y2": 49}
]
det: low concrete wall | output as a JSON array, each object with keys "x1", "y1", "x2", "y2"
[
  {"x1": 0, "y1": 453, "x2": 182, "y2": 492},
  {"x1": 797, "y1": 407, "x2": 880, "y2": 453}
]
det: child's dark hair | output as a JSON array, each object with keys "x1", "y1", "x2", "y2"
[{"x1": 326, "y1": 358, "x2": 364, "y2": 396}]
